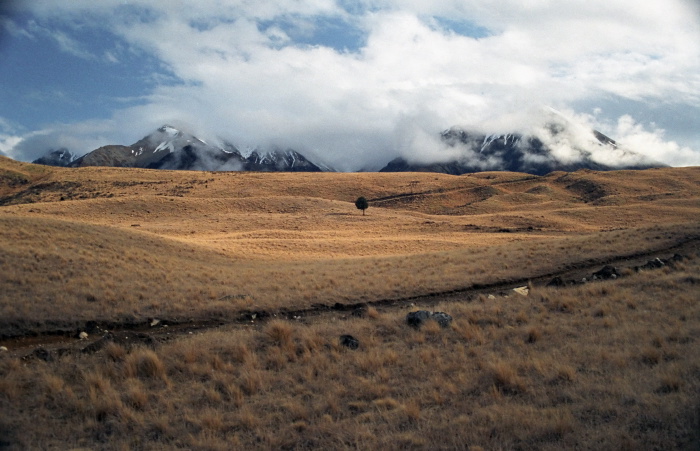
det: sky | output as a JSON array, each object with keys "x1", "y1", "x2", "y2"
[{"x1": 0, "y1": 0, "x2": 698, "y2": 171}]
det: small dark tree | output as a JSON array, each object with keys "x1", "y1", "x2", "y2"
[{"x1": 355, "y1": 196, "x2": 368, "y2": 215}]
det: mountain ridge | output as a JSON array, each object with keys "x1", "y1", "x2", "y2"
[
  {"x1": 380, "y1": 125, "x2": 663, "y2": 175},
  {"x1": 31, "y1": 120, "x2": 665, "y2": 175},
  {"x1": 36, "y1": 125, "x2": 327, "y2": 173}
]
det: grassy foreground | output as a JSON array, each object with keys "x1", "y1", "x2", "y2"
[{"x1": 1, "y1": 255, "x2": 699, "y2": 449}]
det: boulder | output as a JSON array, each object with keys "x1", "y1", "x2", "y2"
[
  {"x1": 639, "y1": 258, "x2": 665, "y2": 270},
  {"x1": 27, "y1": 347, "x2": 52, "y2": 362},
  {"x1": 546, "y1": 276, "x2": 566, "y2": 287},
  {"x1": 592, "y1": 265, "x2": 619, "y2": 280},
  {"x1": 430, "y1": 312, "x2": 453, "y2": 328},
  {"x1": 406, "y1": 310, "x2": 432, "y2": 328},
  {"x1": 670, "y1": 253, "x2": 684, "y2": 263},
  {"x1": 406, "y1": 310, "x2": 453, "y2": 328},
  {"x1": 339, "y1": 334, "x2": 359, "y2": 350},
  {"x1": 513, "y1": 286, "x2": 530, "y2": 296}
]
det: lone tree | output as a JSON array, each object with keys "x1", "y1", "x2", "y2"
[{"x1": 355, "y1": 196, "x2": 369, "y2": 215}]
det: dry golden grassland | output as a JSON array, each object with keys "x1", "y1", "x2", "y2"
[
  {"x1": 0, "y1": 158, "x2": 699, "y2": 335},
  {"x1": 0, "y1": 157, "x2": 699, "y2": 449},
  {"x1": 0, "y1": 256, "x2": 698, "y2": 449}
]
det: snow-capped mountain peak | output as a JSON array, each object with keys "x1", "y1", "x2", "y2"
[
  {"x1": 31, "y1": 148, "x2": 77, "y2": 167},
  {"x1": 53, "y1": 125, "x2": 330, "y2": 172},
  {"x1": 158, "y1": 125, "x2": 181, "y2": 137},
  {"x1": 383, "y1": 120, "x2": 664, "y2": 175}
]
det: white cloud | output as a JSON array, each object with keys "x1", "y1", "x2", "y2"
[
  {"x1": 23, "y1": 20, "x2": 96, "y2": 59},
  {"x1": 612, "y1": 115, "x2": 700, "y2": 167},
  {"x1": 5, "y1": 0, "x2": 699, "y2": 169}
]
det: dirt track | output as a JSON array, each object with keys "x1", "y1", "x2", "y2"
[{"x1": 2, "y1": 235, "x2": 697, "y2": 359}]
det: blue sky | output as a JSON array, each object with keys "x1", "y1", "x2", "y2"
[
  {"x1": 0, "y1": 0, "x2": 699, "y2": 170},
  {"x1": 0, "y1": 14, "x2": 168, "y2": 127}
]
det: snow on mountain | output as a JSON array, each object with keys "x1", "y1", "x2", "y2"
[
  {"x1": 381, "y1": 117, "x2": 664, "y2": 176},
  {"x1": 32, "y1": 148, "x2": 76, "y2": 167},
  {"x1": 32, "y1": 117, "x2": 657, "y2": 175},
  {"x1": 62, "y1": 125, "x2": 328, "y2": 172}
]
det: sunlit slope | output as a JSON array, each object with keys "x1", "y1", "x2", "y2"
[
  {"x1": 2, "y1": 160, "x2": 698, "y2": 211},
  {"x1": 0, "y1": 156, "x2": 53, "y2": 198},
  {"x1": 2, "y1": 164, "x2": 698, "y2": 242},
  {"x1": 1, "y1": 160, "x2": 699, "y2": 333}
]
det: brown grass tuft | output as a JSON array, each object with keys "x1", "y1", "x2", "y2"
[
  {"x1": 490, "y1": 361, "x2": 527, "y2": 395},
  {"x1": 265, "y1": 320, "x2": 295, "y2": 347},
  {"x1": 641, "y1": 347, "x2": 662, "y2": 366},
  {"x1": 366, "y1": 306, "x2": 380, "y2": 319},
  {"x1": 104, "y1": 342, "x2": 126, "y2": 361},
  {"x1": 526, "y1": 326, "x2": 542, "y2": 343},
  {"x1": 124, "y1": 348, "x2": 168, "y2": 382}
]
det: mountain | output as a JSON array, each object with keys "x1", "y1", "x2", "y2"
[
  {"x1": 40, "y1": 125, "x2": 327, "y2": 172},
  {"x1": 381, "y1": 122, "x2": 664, "y2": 176},
  {"x1": 32, "y1": 148, "x2": 76, "y2": 167}
]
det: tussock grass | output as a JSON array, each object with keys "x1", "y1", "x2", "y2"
[{"x1": 1, "y1": 255, "x2": 699, "y2": 449}]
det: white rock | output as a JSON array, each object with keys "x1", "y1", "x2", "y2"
[
  {"x1": 0, "y1": 346, "x2": 8, "y2": 352},
  {"x1": 488, "y1": 294, "x2": 496, "y2": 300},
  {"x1": 79, "y1": 332, "x2": 88, "y2": 340},
  {"x1": 150, "y1": 319, "x2": 160, "y2": 327},
  {"x1": 513, "y1": 286, "x2": 530, "y2": 296}
]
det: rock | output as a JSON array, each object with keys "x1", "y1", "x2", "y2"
[
  {"x1": 339, "y1": 334, "x2": 359, "y2": 350},
  {"x1": 639, "y1": 258, "x2": 665, "y2": 270},
  {"x1": 592, "y1": 265, "x2": 619, "y2": 280},
  {"x1": 78, "y1": 332, "x2": 88, "y2": 340},
  {"x1": 487, "y1": 294, "x2": 496, "y2": 300},
  {"x1": 406, "y1": 310, "x2": 432, "y2": 328},
  {"x1": 513, "y1": 286, "x2": 530, "y2": 296},
  {"x1": 406, "y1": 310, "x2": 453, "y2": 328},
  {"x1": 27, "y1": 347, "x2": 52, "y2": 362},
  {"x1": 430, "y1": 312, "x2": 453, "y2": 328},
  {"x1": 351, "y1": 306, "x2": 368, "y2": 318},
  {"x1": 150, "y1": 319, "x2": 160, "y2": 327},
  {"x1": 85, "y1": 321, "x2": 99, "y2": 333},
  {"x1": 546, "y1": 276, "x2": 566, "y2": 287},
  {"x1": 0, "y1": 346, "x2": 7, "y2": 352}
]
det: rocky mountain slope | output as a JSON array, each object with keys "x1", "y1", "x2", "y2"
[
  {"x1": 381, "y1": 123, "x2": 664, "y2": 176},
  {"x1": 36, "y1": 126, "x2": 325, "y2": 172},
  {"x1": 32, "y1": 148, "x2": 76, "y2": 167},
  {"x1": 32, "y1": 117, "x2": 665, "y2": 175}
]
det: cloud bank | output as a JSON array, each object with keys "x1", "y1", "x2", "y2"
[{"x1": 2, "y1": 0, "x2": 699, "y2": 170}]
